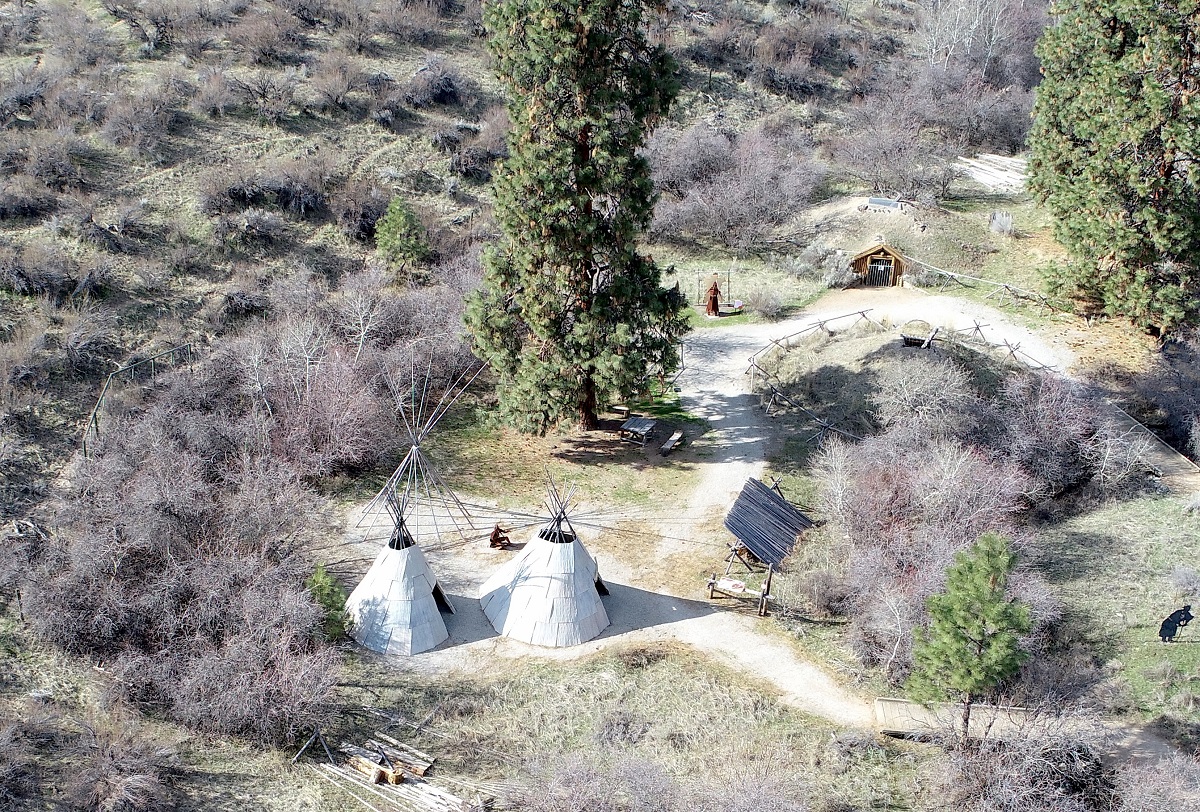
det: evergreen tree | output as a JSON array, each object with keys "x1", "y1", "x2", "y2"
[
  {"x1": 376, "y1": 196, "x2": 430, "y2": 273},
  {"x1": 465, "y1": 0, "x2": 689, "y2": 432},
  {"x1": 1028, "y1": 0, "x2": 1200, "y2": 334},
  {"x1": 908, "y1": 532, "x2": 1031, "y2": 740}
]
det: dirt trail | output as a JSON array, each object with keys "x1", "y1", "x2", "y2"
[
  {"x1": 669, "y1": 286, "x2": 1182, "y2": 760},
  {"x1": 366, "y1": 285, "x2": 1183, "y2": 758}
]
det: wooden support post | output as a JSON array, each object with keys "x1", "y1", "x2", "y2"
[{"x1": 759, "y1": 565, "x2": 774, "y2": 617}]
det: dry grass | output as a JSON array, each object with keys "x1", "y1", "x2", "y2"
[
  {"x1": 417, "y1": 399, "x2": 706, "y2": 512},
  {"x1": 333, "y1": 641, "x2": 930, "y2": 809}
]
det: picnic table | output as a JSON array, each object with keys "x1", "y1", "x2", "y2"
[{"x1": 618, "y1": 416, "x2": 657, "y2": 447}]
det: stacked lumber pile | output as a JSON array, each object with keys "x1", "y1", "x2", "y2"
[{"x1": 339, "y1": 733, "x2": 436, "y2": 785}]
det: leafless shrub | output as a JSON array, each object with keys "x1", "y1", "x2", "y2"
[
  {"x1": 331, "y1": 0, "x2": 378, "y2": 53},
  {"x1": 231, "y1": 68, "x2": 300, "y2": 123},
  {"x1": 0, "y1": 64, "x2": 54, "y2": 127},
  {"x1": 324, "y1": 267, "x2": 405, "y2": 361},
  {"x1": 0, "y1": 174, "x2": 59, "y2": 220},
  {"x1": 996, "y1": 374, "x2": 1101, "y2": 497},
  {"x1": 814, "y1": 429, "x2": 1039, "y2": 677},
  {"x1": 52, "y1": 193, "x2": 127, "y2": 252},
  {"x1": 645, "y1": 122, "x2": 734, "y2": 196},
  {"x1": 66, "y1": 715, "x2": 177, "y2": 812},
  {"x1": 215, "y1": 207, "x2": 290, "y2": 248},
  {"x1": 376, "y1": 1, "x2": 441, "y2": 46},
  {"x1": 0, "y1": 311, "x2": 50, "y2": 412},
  {"x1": 508, "y1": 755, "x2": 681, "y2": 812},
  {"x1": 35, "y1": 70, "x2": 109, "y2": 130},
  {"x1": 934, "y1": 724, "x2": 1114, "y2": 812},
  {"x1": 42, "y1": 3, "x2": 120, "y2": 69},
  {"x1": 333, "y1": 177, "x2": 391, "y2": 240},
  {"x1": 268, "y1": 153, "x2": 335, "y2": 215},
  {"x1": 26, "y1": 388, "x2": 343, "y2": 743},
  {"x1": 475, "y1": 104, "x2": 510, "y2": 155},
  {"x1": 750, "y1": 19, "x2": 853, "y2": 101},
  {"x1": 230, "y1": 9, "x2": 308, "y2": 65},
  {"x1": 833, "y1": 123, "x2": 959, "y2": 200},
  {"x1": 509, "y1": 754, "x2": 811, "y2": 812},
  {"x1": 1114, "y1": 753, "x2": 1200, "y2": 811},
  {"x1": 283, "y1": 354, "x2": 393, "y2": 473},
  {"x1": 403, "y1": 57, "x2": 477, "y2": 108},
  {"x1": 101, "y1": 0, "x2": 197, "y2": 54},
  {"x1": 101, "y1": 84, "x2": 184, "y2": 157},
  {"x1": 1128, "y1": 329, "x2": 1200, "y2": 454},
  {"x1": 58, "y1": 304, "x2": 117, "y2": 373},
  {"x1": 0, "y1": 4, "x2": 41, "y2": 53},
  {"x1": 0, "y1": 719, "x2": 37, "y2": 805},
  {"x1": 0, "y1": 241, "x2": 77, "y2": 298},
  {"x1": 1170, "y1": 566, "x2": 1200, "y2": 600},
  {"x1": 744, "y1": 286, "x2": 784, "y2": 319},
  {"x1": 872, "y1": 357, "x2": 979, "y2": 431},
  {"x1": 651, "y1": 126, "x2": 824, "y2": 248},
  {"x1": 23, "y1": 132, "x2": 94, "y2": 191},
  {"x1": 198, "y1": 163, "x2": 270, "y2": 214},
  {"x1": 684, "y1": 18, "x2": 752, "y2": 74},
  {"x1": 312, "y1": 54, "x2": 366, "y2": 112},
  {"x1": 192, "y1": 68, "x2": 236, "y2": 118}
]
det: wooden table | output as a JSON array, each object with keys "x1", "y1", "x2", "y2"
[{"x1": 618, "y1": 416, "x2": 656, "y2": 447}]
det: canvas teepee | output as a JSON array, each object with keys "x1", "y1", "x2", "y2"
[
  {"x1": 479, "y1": 481, "x2": 610, "y2": 647},
  {"x1": 346, "y1": 490, "x2": 456, "y2": 655},
  {"x1": 346, "y1": 355, "x2": 481, "y2": 656}
]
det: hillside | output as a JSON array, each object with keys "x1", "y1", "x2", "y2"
[{"x1": 3, "y1": 1, "x2": 1200, "y2": 811}]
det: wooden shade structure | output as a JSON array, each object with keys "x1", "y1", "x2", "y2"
[
  {"x1": 851, "y1": 244, "x2": 906, "y2": 287},
  {"x1": 723, "y1": 479, "x2": 814, "y2": 567}
]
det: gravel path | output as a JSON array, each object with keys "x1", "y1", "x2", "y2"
[{"x1": 360, "y1": 285, "x2": 1181, "y2": 758}]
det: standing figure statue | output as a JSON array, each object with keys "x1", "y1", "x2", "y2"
[
  {"x1": 1159, "y1": 604, "x2": 1194, "y2": 642},
  {"x1": 705, "y1": 280, "x2": 721, "y2": 317}
]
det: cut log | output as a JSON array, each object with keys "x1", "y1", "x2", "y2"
[
  {"x1": 340, "y1": 742, "x2": 407, "y2": 785},
  {"x1": 371, "y1": 732, "x2": 436, "y2": 775},
  {"x1": 347, "y1": 754, "x2": 387, "y2": 784}
]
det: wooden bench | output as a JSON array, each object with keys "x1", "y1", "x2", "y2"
[
  {"x1": 660, "y1": 430, "x2": 684, "y2": 456},
  {"x1": 612, "y1": 405, "x2": 631, "y2": 419}
]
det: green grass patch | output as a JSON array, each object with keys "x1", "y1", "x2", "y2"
[{"x1": 1036, "y1": 494, "x2": 1200, "y2": 722}]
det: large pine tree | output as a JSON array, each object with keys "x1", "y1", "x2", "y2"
[
  {"x1": 1029, "y1": 0, "x2": 1200, "y2": 334},
  {"x1": 466, "y1": 0, "x2": 689, "y2": 432},
  {"x1": 908, "y1": 532, "x2": 1031, "y2": 740}
]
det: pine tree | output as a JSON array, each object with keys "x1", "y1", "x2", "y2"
[
  {"x1": 908, "y1": 532, "x2": 1031, "y2": 740},
  {"x1": 465, "y1": 0, "x2": 689, "y2": 432},
  {"x1": 376, "y1": 196, "x2": 430, "y2": 273},
  {"x1": 1028, "y1": 0, "x2": 1200, "y2": 334}
]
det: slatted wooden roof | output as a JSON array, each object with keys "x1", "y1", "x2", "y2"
[{"x1": 723, "y1": 479, "x2": 814, "y2": 567}]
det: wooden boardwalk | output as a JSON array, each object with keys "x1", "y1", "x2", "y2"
[
  {"x1": 1106, "y1": 403, "x2": 1200, "y2": 494},
  {"x1": 874, "y1": 697, "x2": 1028, "y2": 739}
]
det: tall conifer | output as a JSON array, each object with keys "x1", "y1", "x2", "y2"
[
  {"x1": 1029, "y1": 0, "x2": 1200, "y2": 334},
  {"x1": 908, "y1": 532, "x2": 1031, "y2": 740},
  {"x1": 466, "y1": 0, "x2": 689, "y2": 432}
]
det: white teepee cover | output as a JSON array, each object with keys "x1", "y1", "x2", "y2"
[
  {"x1": 479, "y1": 528, "x2": 609, "y2": 647},
  {"x1": 347, "y1": 543, "x2": 449, "y2": 656}
]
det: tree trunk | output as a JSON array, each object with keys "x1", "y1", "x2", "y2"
[
  {"x1": 960, "y1": 697, "x2": 973, "y2": 743},
  {"x1": 579, "y1": 375, "x2": 599, "y2": 430}
]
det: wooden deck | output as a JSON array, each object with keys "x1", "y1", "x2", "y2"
[{"x1": 874, "y1": 697, "x2": 1030, "y2": 738}]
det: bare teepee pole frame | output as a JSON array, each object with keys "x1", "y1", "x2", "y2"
[{"x1": 358, "y1": 353, "x2": 485, "y2": 548}]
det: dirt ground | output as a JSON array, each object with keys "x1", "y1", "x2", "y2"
[{"x1": 335, "y1": 284, "x2": 1193, "y2": 762}]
